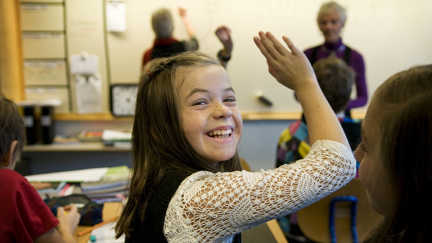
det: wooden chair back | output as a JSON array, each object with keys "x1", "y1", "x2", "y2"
[{"x1": 297, "y1": 179, "x2": 383, "y2": 243}]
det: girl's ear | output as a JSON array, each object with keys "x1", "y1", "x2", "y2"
[{"x1": 4, "y1": 140, "x2": 18, "y2": 169}]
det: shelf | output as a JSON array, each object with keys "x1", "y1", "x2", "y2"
[
  {"x1": 54, "y1": 113, "x2": 131, "y2": 121},
  {"x1": 24, "y1": 142, "x2": 131, "y2": 152},
  {"x1": 53, "y1": 110, "x2": 366, "y2": 121}
]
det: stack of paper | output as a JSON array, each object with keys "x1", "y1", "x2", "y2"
[
  {"x1": 26, "y1": 167, "x2": 108, "y2": 182},
  {"x1": 80, "y1": 166, "x2": 130, "y2": 203},
  {"x1": 102, "y1": 129, "x2": 132, "y2": 148},
  {"x1": 26, "y1": 166, "x2": 130, "y2": 203}
]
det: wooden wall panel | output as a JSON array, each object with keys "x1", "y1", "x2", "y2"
[{"x1": 0, "y1": 0, "x2": 25, "y2": 101}]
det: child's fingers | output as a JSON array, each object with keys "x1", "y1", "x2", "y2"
[
  {"x1": 254, "y1": 36, "x2": 272, "y2": 60},
  {"x1": 282, "y1": 36, "x2": 300, "y2": 55},
  {"x1": 62, "y1": 205, "x2": 72, "y2": 211},
  {"x1": 67, "y1": 204, "x2": 78, "y2": 213},
  {"x1": 254, "y1": 36, "x2": 281, "y2": 71},
  {"x1": 59, "y1": 204, "x2": 78, "y2": 214},
  {"x1": 178, "y1": 7, "x2": 187, "y2": 17},
  {"x1": 259, "y1": 32, "x2": 281, "y2": 60},
  {"x1": 265, "y1": 32, "x2": 290, "y2": 56},
  {"x1": 57, "y1": 206, "x2": 64, "y2": 215}
]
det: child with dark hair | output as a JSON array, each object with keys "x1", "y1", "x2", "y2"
[
  {"x1": 115, "y1": 32, "x2": 357, "y2": 242},
  {"x1": 356, "y1": 65, "x2": 432, "y2": 243},
  {"x1": 0, "y1": 96, "x2": 80, "y2": 243},
  {"x1": 275, "y1": 56, "x2": 360, "y2": 241},
  {"x1": 277, "y1": 56, "x2": 359, "y2": 169}
]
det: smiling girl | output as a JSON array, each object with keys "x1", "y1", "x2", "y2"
[{"x1": 115, "y1": 32, "x2": 357, "y2": 242}]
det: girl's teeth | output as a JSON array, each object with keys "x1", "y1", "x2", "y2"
[{"x1": 209, "y1": 129, "x2": 232, "y2": 137}]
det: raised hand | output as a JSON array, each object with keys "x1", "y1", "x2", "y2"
[
  {"x1": 215, "y1": 25, "x2": 233, "y2": 53},
  {"x1": 253, "y1": 31, "x2": 316, "y2": 92},
  {"x1": 178, "y1": 7, "x2": 187, "y2": 18},
  {"x1": 254, "y1": 31, "x2": 350, "y2": 147}
]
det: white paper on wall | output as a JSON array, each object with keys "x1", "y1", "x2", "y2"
[
  {"x1": 106, "y1": 2, "x2": 126, "y2": 32},
  {"x1": 75, "y1": 74, "x2": 103, "y2": 113},
  {"x1": 70, "y1": 53, "x2": 99, "y2": 75}
]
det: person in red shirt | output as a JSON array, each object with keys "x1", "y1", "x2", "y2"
[
  {"x1": 141, "y1": 7, "x2": 199, "y2": 69},
  {"x1": 142, "y1": 8, "x2": 234, "y2": 71},
  {"x1": 0, "y1": 95, "x2": 80, "y2": 243}
]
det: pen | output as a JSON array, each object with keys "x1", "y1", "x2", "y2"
[{"x1": 76, "y1": 216, "x2": 119, "y2": 236}]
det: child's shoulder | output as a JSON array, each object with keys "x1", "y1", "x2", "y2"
[
  {"x1": 0, "y1": 168, "x2": 25, "y2": 182},
  {"x1": 0, "y1": 168, "x2": 33, "y2": 194}
]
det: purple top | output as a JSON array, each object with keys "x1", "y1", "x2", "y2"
[{"x1": 304, "y1": 38, "x2": 368, "y2": 110}]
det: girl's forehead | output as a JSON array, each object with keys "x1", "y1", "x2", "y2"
[
  {"x1": 174, "y1": 65, "x2": 228, "y2": 88},
  {"x1": 173, "y1": 66, "x2": 198, "y2": 91}
]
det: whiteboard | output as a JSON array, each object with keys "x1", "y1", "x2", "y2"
[{"x1": 106, "y1": 0, "x2": 432, "y2": 113}]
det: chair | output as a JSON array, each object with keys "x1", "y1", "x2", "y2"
[{"x1": 296, "y1": 179, "x2": 383, "y2": 243}]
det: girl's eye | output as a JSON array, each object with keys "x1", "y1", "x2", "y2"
[
  {"x1": 224, "y1": 96, "x2": 236, "y2": 103},
  {"x1": 192, "y1": 99, "x2": 208, "y2": 106}
]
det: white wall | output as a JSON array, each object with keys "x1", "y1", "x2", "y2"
[{"x1": 107, "y1": 0, "x2": 432, "y2": 113}]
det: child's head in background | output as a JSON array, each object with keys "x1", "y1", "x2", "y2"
[
  {"x1": 313, "y1": 56, "x2": 354, "y2": 113},
  {"x1": 355, "y1": 65, "x2": 432, "y2": 241},
  {"x1": 134, "y1": 51, "x2": 242, "y2": 173},
  {"x1": 151, "y1": 8, "x2": 174, "y2": 39},
  {"x1": 0, "y1": 96, "x2": 25, "y2": 169}
]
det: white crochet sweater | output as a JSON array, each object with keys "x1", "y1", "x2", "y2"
[{"x1": 164, "y1": 140, "x2": 356, "y2": 242}]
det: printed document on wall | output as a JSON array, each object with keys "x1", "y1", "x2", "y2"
[
  {"x1": 70, "y1": 53, "x2": 99, "y2": 75},
  {"x1": 106, "y1": 2, "x2": 126, "y2": 32},
  {"x1": 75, "y1": 75, "x2": 103, "y2": 113}
]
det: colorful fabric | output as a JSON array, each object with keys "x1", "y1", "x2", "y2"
[
  {"x1": 276, "y1": 116, "x2": 362, "y2": 167},
  {"x1": 276, "y1": 120, "x2": 310, "y2": 167}
]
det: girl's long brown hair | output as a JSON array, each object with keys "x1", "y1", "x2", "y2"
[
  {"x1": 367, "y1": 65, "x2": 432, "y2": 243},
  {"x1": 115, "y1": 52, "x2": 241, "y2": 239}
]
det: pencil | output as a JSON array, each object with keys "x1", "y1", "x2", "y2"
[{"x1": 76, "y1": 216, "x2": 119, "y2": 236}]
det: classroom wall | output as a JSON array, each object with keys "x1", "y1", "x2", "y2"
[
  {"x1": 106, "y1": 0, "x2": 432, "y2": 113},
  {"x1": 18, "y1": 0, "x2": 432, "y2": 115}
]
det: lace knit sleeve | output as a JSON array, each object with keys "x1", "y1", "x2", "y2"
[{"x1": 164, "y1": 140, "x2": 356, "y2": 242}]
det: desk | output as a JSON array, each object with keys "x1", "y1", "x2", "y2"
[{"x1": 77, "y1": 202, "x2": 123, "y2": 243}]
